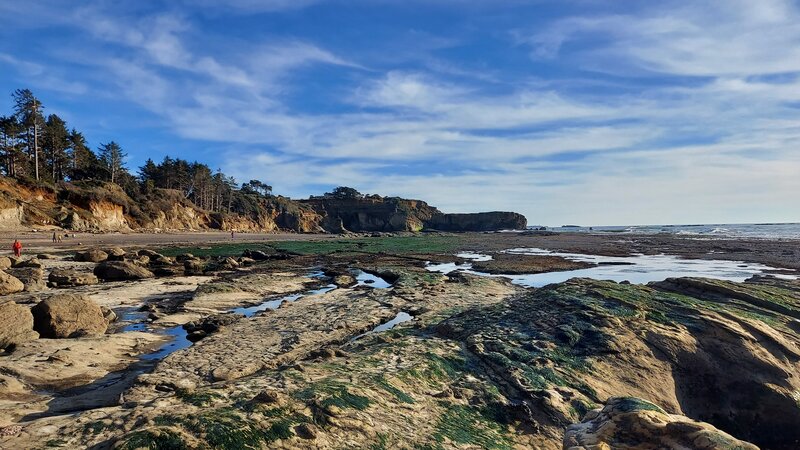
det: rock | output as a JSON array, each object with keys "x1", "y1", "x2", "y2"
[
  {"x1": 183, "y1": 258, "x2": 206, "y2": 275},
  {"x1": 31, "y1": 294, "x2": 108, "y2": 338},
  {"x1": 563, "y1": 397, "x2": 759, "y2": 450},
  {"x1": 295, "y1": 423, "x2": 317, "y2": 439},
  {"x1": 238, "y1": 257, "x2": 256, "y2": 266},
  {"x1": 183, "y1": 314, "x2": 242, "y2": 341},
  {"x1": 0, "y1": 301, "x2": 38, "y2": 350},
  {"x1": 205, "y1": 257, "x2": 239, "y2": 272},
  {"x1": 333, "y1": 274, "x2": 357, "y2": 287},
  {"x1": 137, "y1": 249, "x2": 161, "y2": 258},
  {"x1": 6, "y1": 267, "x2": 45, "y2": 292},
  {"x1": 175, "y1": 253, "x2": 194, "y2": 262},
  {"x1": 0, "y1": 425, "x2": 23, "y2": 437},
  {"x1": 106, "y1": 247, "x2": 127, "y2": 260},
  {"x1": 150, "y1": 254, "x2": 175, "y2": 266},
  {"x1": 75, "y1": 249, "x2": 109, "y2": 263},
  {"x1": 253, "y1": 390, "x2": 285, "y2": 405},
  {"x1": 48, "y1": 269, "x2": 99, "y2": 287},
  {"x1": 37, "y1": 254, "x2": 57, "y2": 260},
  {"x1": 100, "y1": 306, "x2": 117, "y2": 323},
  {"x1": 152, "y1": 265, "x2": 184, "y2": 277},
  {"x1": 16, "y1": 258, "x2": 43, "y2": 269},
  {"x1": 308, "y1": 348, "x2": 336, "y2": 359},
  {"x1": 128, "y1": 255, "x2": 150, "y2": 266},
  {"x1": 242, "y1": 249, "x2": 290, "y2": 261},
  {"x1": 94, "y1": 261, "x2": 155, "y2": 281},
  {"x1": 0, "y1": 257, "x2": 11, "y2": 270},
  {"x1": 0, "y1": 271, "x2": 24, "y2": 295}
]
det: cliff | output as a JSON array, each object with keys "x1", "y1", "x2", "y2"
[
  {"x1": 0, "y1": 176, "x2": 526, "y2": 233},
  {"x1": 301, "y1": 196, "x2": 527, "y2": 232}
]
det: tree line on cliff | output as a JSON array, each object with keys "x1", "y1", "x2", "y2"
[{"x1": 0, "y1": 88, "x2": 363, "y2": 217}]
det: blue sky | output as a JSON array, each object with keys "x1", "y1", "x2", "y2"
[{"x1": 1, "y1": 0, "x2": 799, "y2": 225}]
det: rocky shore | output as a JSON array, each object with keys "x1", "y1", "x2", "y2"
[{"x1": 0, "y1": 232, "x2": 798, "y2": 449}]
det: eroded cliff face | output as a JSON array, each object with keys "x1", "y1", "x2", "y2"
[
  {"x1": 0, "y1": 177, "x2": 526, "y2": 233},
  {"x1": 301, "y1": 197, "x2": 438, "y2": 232},
  {"x1": 428, "y1": 211, "x2": 527, "y2": 231},
  {"x1": 302, "y1": 196, "x2": 527, "y2": 232}
]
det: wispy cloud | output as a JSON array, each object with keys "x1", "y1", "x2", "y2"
[{"x1": 2, "y1": 0, "x2": 799, "y2": 224}]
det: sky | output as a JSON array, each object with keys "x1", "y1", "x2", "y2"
[{"x1": 1, "y1": 0, "x2": 799, "y2": 226}]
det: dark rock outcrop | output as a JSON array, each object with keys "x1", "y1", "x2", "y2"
[
  {"x1": 301, "y1": 196, "x2": 527, "y2": 232},
  {"x1": 31, "y1": 294, "x2": 107, "y2": 338},
  {"x1": 427, "y1": 211, "x2": 527, "y2": 231}
]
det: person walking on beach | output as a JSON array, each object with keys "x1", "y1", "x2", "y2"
[
  {"x1": 12, "y1": 239, "x2": 22, "y2": 257},
  {"x1": 231, "y1": 230, "x2": 235, "y2": 239},
  {"x1": 52, "y1": 232, "x2": 57, "y2": 243}
]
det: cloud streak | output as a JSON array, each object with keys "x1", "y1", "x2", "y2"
[{"x1": 1, "y1": 0, "x2": 798, "y2": 224}]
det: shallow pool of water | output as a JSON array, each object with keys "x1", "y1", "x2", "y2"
[
  {"x1": 355, "y1": 270, "x2": 393, "y2": 289},
  {"x1": 351, "y1": 311, "x2": 413, "y2": 342},
  {"x1": 127, "y1": 268, "x2": 396, "y2": 361},
  {"x1": 428, "y1": 248, "x2": 797, "y2": 287},
  {"x1": 140, "y1": 325, "x2": 193, "y2": 360}
]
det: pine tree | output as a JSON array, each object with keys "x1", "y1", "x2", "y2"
[
  {"x1": 68, "y1": 129, "x2": 100, "y2": 180},
  {"x1": 43, "y1": 114, "x2": 70, "y2": 182},
  {"x1": 12, "y1": 89, "x2": 44, "y2": 181},
  {"x1": 97, "y1": 141, "x2": 127, "y2": 184}
]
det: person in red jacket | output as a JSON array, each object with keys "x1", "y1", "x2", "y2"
[{"x1": 12, "y1": 239, "x2": 22, "y2": 257}]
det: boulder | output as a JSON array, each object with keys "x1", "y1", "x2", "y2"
[
  {"x1": 183, "y1": 313, "x2": 242, "y2": 341},
  {"x1": 563, "y1": 397, "x2": 759, "y2": 450},
  {"x1": 6, "y1": 267, "x2": 44, "y2": 292},
  {"x1": 31, "y1": 294, "x2": 108, "y2": 338},
  {"x1": 48, "y1": 269, "x2": 99, "y2": 287},
  {"x1": 175, "y1": 253, "x2": 194, "y2": 262},
  {"x1": 150, "y1": 255, "x2": 175, "y2": 266},
  {"x1": 16, "y1": 258, "x2": 43, "y2": 269},
  {"x1": 100, "y1": 305, "x2": 117, "y2": 323},
  {"x1": 333, "y1": 274, "x2": 357, "y2": 287},
  {"x1": 37, "y1": 254, "x2": 57, "y2": 260},
  {"x1": 106, "y1": 247, "x2": 127, "y2": 260},
  {"x1": 0, "y1": 271, "x2": 24, "y2": 295},
  {"x1": 0, "y1": 301, "x2": 38, "y2": 350},
  {"x1": 0, "y1": 257, "x2": 12, "y2": 270},
  {"x1": 75, "y1": 249, "x2": 108, "y2": 263},
  {"x1": 152, "y1": 265, "x2": 185, "y2": 277},
  {"x1": 94, "y1": 261, "x2": 155, "y2": 281},
  {"x1": 183, "y1": 258, "x2": 206, "y2": 275},
  {"x1": 137, "y1": 249, "x2": 161, "y2": 258}
]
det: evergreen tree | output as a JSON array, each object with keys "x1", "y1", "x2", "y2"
[
  {"x1": 42, "y1": 114, "x2": 70, "y2": 182},
  {"x1": 12, "y1": 89, "x2": 44, "y2": 181},
  {"x1": 0, "y1": 115, "x2": 25, "y2": 177},
  {"x1": 98, "y1": 141, "x2": 127, "y2": 184},
  {"x1": 68, "y1": 129, "x2": 100, "y2": 180}
]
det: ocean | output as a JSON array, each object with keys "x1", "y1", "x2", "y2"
[{"x1": 526, "y1": 223, "x2": 800, "y2": 240}]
